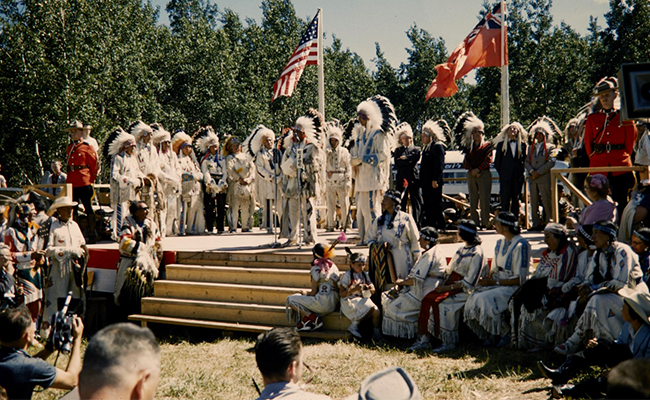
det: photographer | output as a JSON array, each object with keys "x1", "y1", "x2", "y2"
[
  {"x1": 0, "y1": 245, "x2": 20, "y2": 307},
  {"x1": 42, "y1": 197, "x2": 88, "y2": 331},
  {"x1": 0, "y1": 306, "x2": 83, "y2": 400}
]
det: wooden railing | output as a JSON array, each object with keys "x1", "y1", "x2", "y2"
[{"x1": 550, "y1": 166, "x2": 646, "y2": 223}]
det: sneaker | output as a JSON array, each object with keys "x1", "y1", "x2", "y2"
[
  {"x1": 297, "y1": 320, "x2": 315, "y2": 332},
  {"x1": 347, "y1": 323, "x2": 362, "y2": 339},
  {"x1": 408, "y1": 341, "x2": 432, "y2": 352},
  {"x1": 431, "y1": 343, "x2": 456, "y2": 353},
  {"x1": 312, "y1": 316, "x2": 324, "y2": 330}
]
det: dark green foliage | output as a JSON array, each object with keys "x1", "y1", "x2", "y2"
[{"x1": 0, "y1": 0, "x2": 647, "y2": 185}]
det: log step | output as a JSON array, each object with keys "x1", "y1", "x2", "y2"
[
  {"x1": 165, "y1": 264, "x2": 311, "y2": 287},
  {"x1": 128, "y1": 314, "x2": 349, "y2": 340},
  {"x1": 140, "y1": 297, "x2": 350, "y2": 330}
]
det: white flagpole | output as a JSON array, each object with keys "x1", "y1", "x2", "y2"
[
  {"x1": 317, "y1": 8, "x2": 325, "y2": 120},
  {"x1": 500, "y1": 0, "x2": 509, "y2": 127}
]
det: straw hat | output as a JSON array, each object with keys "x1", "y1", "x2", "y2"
[
  {"x1": 619, "y1": 282, "x2": 650, "y2": 324},
  {"x1": 47, "y1": 196, "x2": 78, "y2": 216}
]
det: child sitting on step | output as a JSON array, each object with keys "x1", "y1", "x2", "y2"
[
  {"x1": 339, "y1": 248, "x2": 381, "y2": 340},
  {"x1": 285, "y1": 243, "x2": 340, "y2": 332}
]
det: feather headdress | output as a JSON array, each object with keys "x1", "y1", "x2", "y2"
[
  {"x1": 277, "y1": 127, "x2": 294, "y2": 152},
  {"x1": 295, "y1": 108, "x2": 323, "y2": 146},
  {"x1": 395, "y1": 122, "x2": 413, "y2": 140},
  {"x1": 244, "y1": 124, "x2": 274, "y2": 158},
  {"x1": 422, "y1": 119, "x2": 449, "y2": 144},
  {"x1": 127, "y1": 121, "x2": 153, "y2": 142},
  {"x1": 324, "y1": 121, "x2": 344, "y2": 144},
  {"x1": 343, "y1": 118, "x2": 362, "y2": 150},
  {"x1": 356, "y1": 95, "x2": 397, "y2": 133},
  {"x1": 171, "y1": 130, "x2": 193, "y2": 155},
  {"x1": 492, "y1": 122, "x2": 527, "y2": 157},
  {"x1": 193, "y1": 126, "x2": 219, "y2": 155},
  {"x1": 528, "y1": 116, "x2": 561, "y2": 144},
  {"x1": 221, "y1": 135, "x2": 243, "y2": 157},
  {"x1": 453, "y1": 111, "x2": 484, "y2": 153},
  {"x1": 102, "y1": 127, "x2": 136, "y2": 165},
  {"x1": 151, "y1": 123, "x2": 171, "y2": 147}
]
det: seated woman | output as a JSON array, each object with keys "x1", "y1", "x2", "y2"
[
  {"x1": 339, "y1": 249, "x2": 381, "y2": 340},
  {"x1": 513, "y1": 223, "x2": 578, "y2": 350},
  {"x1": 367, "y1": 189, "x2": 420, "y2": 283},
  {"x1": 630, "y1": 227, "x2": 650, "y2": 285},
  {"x1": 381, "y1": 227, "x2": 447, "y2": 339},
  {"x1": 544, "y1": 225, "x2": 597, "y2": 345},
  {"x1": 574, "y1": 174, "x2": 616, "y2": 229},
  {"x1": 427, "y1": 219, "x2": 489, "y2": 353},
  {"x1": 286, "y1": 243, "x2": 340, "y2": 332},
  {"x1": 555, "y1": 220, "x2": 643, "y2": 355},
  {"x1": 464, "y1": 212, "x2": 532, "y2": 347}
]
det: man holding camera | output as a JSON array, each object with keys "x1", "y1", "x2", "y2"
[{"x1": 0, "y1": 306, "x2": 83, "y2": 400}]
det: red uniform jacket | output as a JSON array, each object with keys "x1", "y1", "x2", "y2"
[
  {"x1": 65, "y1": 141, "x2": 98, "y2": 187},
  {"x1": 584, "y1": 110, "x2": 637, "y2": 176}
]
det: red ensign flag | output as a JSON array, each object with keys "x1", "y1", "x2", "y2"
[{"x1": 426, "y1": 4, "x2": 508, "y2": 99}]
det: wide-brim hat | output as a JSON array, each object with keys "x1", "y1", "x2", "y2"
[
  {"x1": 65, "y1": 120, "x2": 84, "y2": 131},
  {"x1": 620, "y1": 282, "x2": 650, "y2": 324},
  {"x1": 344, "y1": 367, "x2": 422, "y2": 400},
  {"x1": 593, "y1": 77, "x2": 618, "y2": 95},
  {"x1": 47, "y1": 196, "x2": 78, "y2": 216}
]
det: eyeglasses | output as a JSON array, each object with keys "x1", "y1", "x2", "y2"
[{"x1": 138, "y1": 207, "x2": 149, "y2": 211}]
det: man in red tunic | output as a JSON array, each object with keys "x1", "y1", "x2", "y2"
[
  {"x1": 583, "y1": 77, "x2": 637, "y2": 222},
  {"x1": 65, "y1": 120, "x2": 99, "y2": 242}
]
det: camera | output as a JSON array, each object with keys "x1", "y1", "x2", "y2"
[{"x1": 49, "y1": 292, "x2": 76, "y2": 354}]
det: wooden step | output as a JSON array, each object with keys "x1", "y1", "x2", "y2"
[
  {"x1": 154, "y1": 280, "x2": 304, "y2": 306},
  {"x1": 140, "y1": 297, "x2": 350, "y2": 330},
  {"x1": 176, "y1": 251, "x2": 350, "y2": 266},
  {"x1": 166, "y1": 264, "x2": 311, "y2": 287},
  {"x1": 128, "y1": 314, "x2": 349, "y2": 340},
  {"x1": 174, "y1": 259, "x2": 350, "y2": 270}
]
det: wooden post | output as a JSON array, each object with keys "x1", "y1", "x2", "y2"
[
  {"x1": 551, "y1": 171, "x2": 558, "y2": 223},
  {"x1": 524, "y1": 180, "x2": 530, "y2": 229}
]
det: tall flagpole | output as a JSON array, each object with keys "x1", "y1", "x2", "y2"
[
  {"x1": 317, "y1": 8, "x2": 325, "y2": 120},
  {"x1": 500, "y1": 0, "x2": 509, "y2": 127}
]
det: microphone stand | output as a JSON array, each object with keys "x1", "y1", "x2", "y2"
[{"x1": 269, "y1": 147, "x2": 281, "y2": 248}]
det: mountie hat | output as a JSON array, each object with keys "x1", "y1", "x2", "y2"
[
  {"x1": 65, "y1": 120, "x2": 85, "y2": 132},
  {"x1": 593, "y1": 76, "x2": 618, "y2": 95}
]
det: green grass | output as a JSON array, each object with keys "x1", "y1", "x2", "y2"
[{"x1": 31, "y1": 325, "x2": 582, "y2": 400}]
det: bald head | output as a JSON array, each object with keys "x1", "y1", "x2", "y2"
[{"x1": 79, "y1": 323, "x2": 160, "y2": 400}]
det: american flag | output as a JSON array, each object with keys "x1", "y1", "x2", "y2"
[{"x1": 272, "y1": 10, "x2": 320, "y2": 102}]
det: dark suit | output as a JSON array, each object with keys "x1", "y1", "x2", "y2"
[
  {"x1": 394, "y1": 145, "x2": 422, "y2": 225},
  {"x1": 420, "y1": 142, "x2": 446, "y2": 229},
  {"x1": 494, "y1": 140, "x2": 527, "y2": 216}
]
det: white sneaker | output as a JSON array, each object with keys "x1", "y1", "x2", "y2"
[
  {"x1": 431, "y1": 343, "x2": 456, "y2": 353},
  {"x1": 408, "y1": 341, "x2": 432, "y2": 352},
  {"x1": 347, "y1": 322, "x2": 362, "y2": 338}
]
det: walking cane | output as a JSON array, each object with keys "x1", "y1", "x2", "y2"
[{"x1": 297, "y1": 143, "x2": 304, "y2": 249}]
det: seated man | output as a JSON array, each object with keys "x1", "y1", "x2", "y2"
[
  {"x1": 78, "y1": 323, "x2": 160, "y2": 400},
  {"x1": 254, "y1": 327, "x2": 332, "y2": 400},
  {"x1": 538, "y1": 283, "x2": 650, "y2": 398},
  {"x1": 0, "y1": 306, "x2": 83, "y2": 400}
]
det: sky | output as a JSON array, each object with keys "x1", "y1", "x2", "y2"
[{"x1": 149, "y1": 0, "x2": 611, "y2": 68}]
